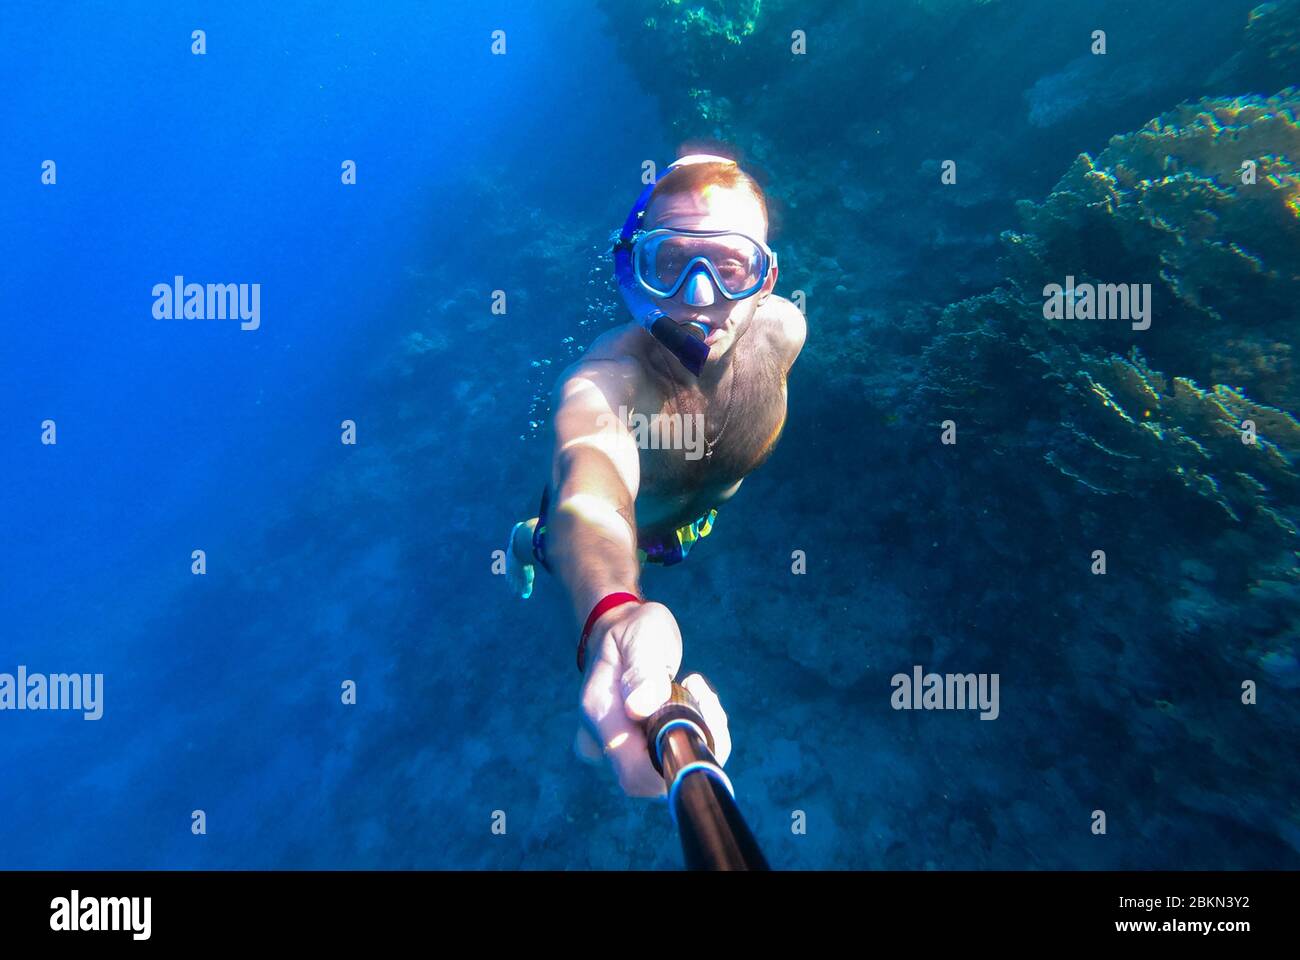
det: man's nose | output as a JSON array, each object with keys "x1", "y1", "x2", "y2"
[{"x1": 681, "y1": 268, "x2": 716, "y2": 307}]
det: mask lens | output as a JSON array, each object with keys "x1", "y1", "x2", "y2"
[{"x1": 636, "y1": 232, "x2": 765, "y2": 298}]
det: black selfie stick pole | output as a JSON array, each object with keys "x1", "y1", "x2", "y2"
[{"x1": 643, "y1": 681, "x2": 770, "y2": 870}]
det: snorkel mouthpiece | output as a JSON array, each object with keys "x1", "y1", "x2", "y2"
[
  {"x1": 614, "y1": 154, "x2": 742, "y2": 377},
  {"x1": 649, "y1": 315, "x2": 709, "y2": 377}
]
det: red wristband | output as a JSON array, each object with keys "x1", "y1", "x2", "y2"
[{"x1": 577, "y1": 592, "x2": 642, "y2": 673}]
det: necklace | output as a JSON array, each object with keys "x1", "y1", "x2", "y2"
[{"x1": 672, "y1": 346, "x2": 740, "y2": 459}]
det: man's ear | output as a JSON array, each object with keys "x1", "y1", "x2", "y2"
[{"x1": 758, "y1": 264, "x2": 778, "y2": 304}]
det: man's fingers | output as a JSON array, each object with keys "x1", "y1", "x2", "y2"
[
  {"x1": 682, "y1": 673, "x2": 731, "y2": 767},
  {"x1": 606, "y1": 721, "x2": 666, "y2": 797},
  {"x1": 617, "y1": 610, "x2": 681, "y2": 719},
  {"x1": 582, "y1": 653, "x2": 665, "y2": 798},
  {"x1": 593, "y1": 702, "x2": 664, "y2": 797},
  {"x1": 622, "y1": 664, "x2": 672, "y2": 720}
]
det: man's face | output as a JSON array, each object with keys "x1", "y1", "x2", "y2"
[{"x1": 642, "y1": 183, "x2": 775, "y2": 363}]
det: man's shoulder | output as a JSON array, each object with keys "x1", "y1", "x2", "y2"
[
  {"x1": 580, "y1": 323, "x2": 649, "y2": 365},
  {"x1": 758, "y1": 295, "x2": 807, "y2": 370},
  {"x1": 553, "y1": 324, "x2": 652, "y2": 402},
  {"x1": 564, "y1": 324, "x2": 653, "y2": 379}
]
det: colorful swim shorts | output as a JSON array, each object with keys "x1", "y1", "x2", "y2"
[{"x1": 531, "y1": 486, "x2": 717, "y2": 572}]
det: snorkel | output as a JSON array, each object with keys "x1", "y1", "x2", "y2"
[{"x1": 613, "y1": 155, "x2": 736, "y2": 377}]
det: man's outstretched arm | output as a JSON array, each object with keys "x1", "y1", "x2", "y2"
[
  {"x1": 543, "y1": 357, "x2": 731, "y2": 797},
  {"x1": 545, "y1": 358, "x2": 643, "y2": 627}
]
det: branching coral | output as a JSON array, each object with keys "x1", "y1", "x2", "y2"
[
  {"x1": 1009, "y1": 93, "x2": 1299, "y2": 358},
  {"x1": 1065, "y1": 351, "x2": 1300, "y2": 535},
  {"x1": 921, "y1": 90, "x2": 1300, "y2": 546}
]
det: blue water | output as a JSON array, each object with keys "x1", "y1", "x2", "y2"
[{"x1": 2, "y1": 0, "x2": 1296, "y2": 869}]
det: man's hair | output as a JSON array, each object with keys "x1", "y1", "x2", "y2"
[{"x1": 647, "y1": 159, "x2": 769, "y2": 230}]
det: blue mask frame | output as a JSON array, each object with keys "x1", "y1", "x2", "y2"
[{"x1": 632, "y1": 228, "x2": 777, "y2": 302}]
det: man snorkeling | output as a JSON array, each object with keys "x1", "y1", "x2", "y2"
[{"x1": 506, "y1": 154, "x2": 806, "y2": 797}]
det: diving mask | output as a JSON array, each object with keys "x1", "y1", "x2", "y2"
[{"x1": 632, "y1": 228, "x2": 777, "y2": 304}]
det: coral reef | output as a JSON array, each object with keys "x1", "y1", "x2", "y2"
[
  {"x1": 922, "y1": 90, "x2": 1300, "y2": 540},
  {"x1": 913, "y1": 93, "x2": 1300, "y2": 826}
]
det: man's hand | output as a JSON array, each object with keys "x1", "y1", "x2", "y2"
[{"x1": 574, "y1": 601, "x2": 731, "y2": 797}]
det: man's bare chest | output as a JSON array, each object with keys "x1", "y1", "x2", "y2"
[{"x1": 638, "y1": 350, "x2": 787, "y2": 495}]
